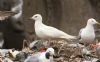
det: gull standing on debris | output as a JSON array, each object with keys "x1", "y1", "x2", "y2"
[
  {"x1": 24, "y1": 47, "x2": 55, "y2": 62},
  {"x1": 30, "y1": 14, "x2": 76, "y2": 41},
  {"x1": 78, "y1": 18, "x2": 100, "y2": 46}
]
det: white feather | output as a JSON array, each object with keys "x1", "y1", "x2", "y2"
[
  {"x1": 79, "y1": 18, "x2": 99, "y2": 44},
  {"x1": 25, "y1": 48, "x2": 55, "y2": 62},
  {"x1": 31, "y1": 14, "x2": 76, "y2": 41},
  {"x1": 29, "y1": 40, "x2": 38, "y2": 48}
]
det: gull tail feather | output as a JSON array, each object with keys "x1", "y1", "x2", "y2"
[{"x1": 61, "y1": 34, "x2": 77, "y2": 41}]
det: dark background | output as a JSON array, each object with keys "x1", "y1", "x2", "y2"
[{"x1": 23, "y1": 0, "x2": 100, "y2": 41}]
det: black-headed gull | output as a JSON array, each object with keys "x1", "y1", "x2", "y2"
[{"x1": 24, "y1": 47, "x2": 55, "y2": 62}]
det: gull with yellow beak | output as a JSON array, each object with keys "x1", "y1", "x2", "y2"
[
  {"x1": 79, "y1": 18, "x2": 100, "y2": 47},
  {"x1": 30, "y1": 14, "x2": 76, "y2": 41}
]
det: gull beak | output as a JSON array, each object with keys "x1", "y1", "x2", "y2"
[{"x1": 97, "y1": 22, "x2": 100, "y2": 25}]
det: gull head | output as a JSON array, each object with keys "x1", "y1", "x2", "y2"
[
  {"x1": 31, "y1": 14, "x2": 42, "y2": 21},
  {"x1": 87, "y1": 18, "x2": 100, "y2": 25},
  {"x1": 46, "y1": 47, "x2": 55, "y2": 56}
]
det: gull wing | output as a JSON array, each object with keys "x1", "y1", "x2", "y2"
[
  {"x1": 78, "y1": 28, "x2": 84, "y2": 40},
  {"x1": 40, "y1": 25, "x2": 76, "y2": 39}
]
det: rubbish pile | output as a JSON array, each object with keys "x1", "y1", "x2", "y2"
[{"x1": 0, "y1": 40, "x2": 100, "y2": 62}]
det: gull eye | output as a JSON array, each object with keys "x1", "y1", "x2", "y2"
[
  {"x1": 35, "y1": 16, "x2": 38, "y2": 18},
  {"x1": 91, "y1": 20, "x2": 94, "y2": 22},
  {"x1": 48, "y1": 51, "x2": 52, "y2": 53}
]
